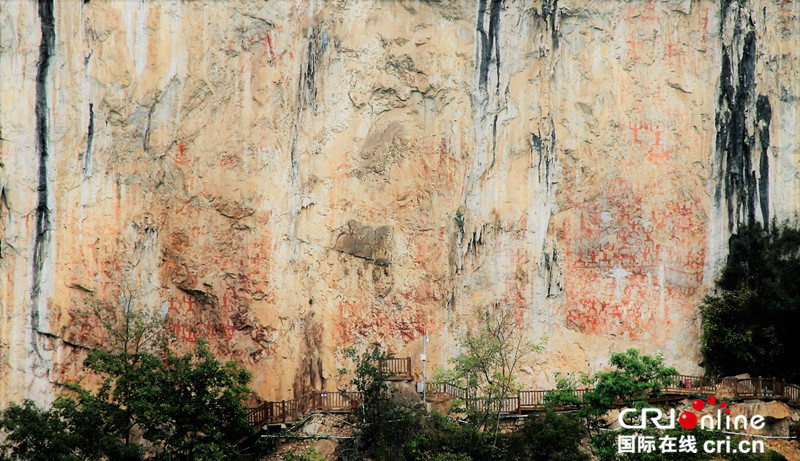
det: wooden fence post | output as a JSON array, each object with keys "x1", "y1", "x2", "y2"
[{"x1": 757, "y1": 377, "x2": 762, "y2": 397}]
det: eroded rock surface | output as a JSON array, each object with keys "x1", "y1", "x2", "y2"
[{"x1": 0, "y1": 0, "x2": 798, "y2": 405}]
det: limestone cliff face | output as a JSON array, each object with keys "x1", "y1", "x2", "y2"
[{"x1": 0, "y1": 0, "x2": 797, "y2": 405}]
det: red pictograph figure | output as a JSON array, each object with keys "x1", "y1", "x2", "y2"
[
  {"x1": 629, "y1": 121, "x2": 642, "y2": 143},
  {"x1": 265, "y1": 32, "x2": 276, "y2": 60},
  {"x1": 171, "y1": 140, "x2": 190, "y2": 166}
]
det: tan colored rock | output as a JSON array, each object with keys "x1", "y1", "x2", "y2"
[
  {"x1": 0, "y1": 0, "x2": 798, "y2": 408},
  {"x1": 730, "y1": 400, "x2": 793, "y2": 423}
]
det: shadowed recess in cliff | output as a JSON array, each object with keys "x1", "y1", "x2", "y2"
[
  {"x1": 714, "y1": 1, "x2": 771, "y2": 232},
  {"x1": 31, "y1": 0, "x2": 55, "y2": 347}
]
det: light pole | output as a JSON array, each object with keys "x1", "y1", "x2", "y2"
[{"x1": 421, "y1": 329, "x2": 430, "y2": 404}]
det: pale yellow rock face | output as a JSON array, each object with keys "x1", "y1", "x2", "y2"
[{"x1": 0, "y1": 0, "x2": 798, "y2": 405}]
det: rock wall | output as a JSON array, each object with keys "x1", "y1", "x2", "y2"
[{"x1": 0, "y1": 0, "x2": 798, "y2": 405}]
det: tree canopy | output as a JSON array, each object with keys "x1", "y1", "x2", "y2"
[
  {"x1": 0, "y1": 306, "x2": 253, "y2": 461},
  {"x1": 701, "y1": 222, "x2": 800, "y2": 381}
]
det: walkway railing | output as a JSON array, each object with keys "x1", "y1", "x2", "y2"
[
  {"x1": 382, "y1": 357, "x2": 412, "y2": 381},
  {"x1": 665, "y1": 374, "x2": 798, "y2": 400},
  {"x1": 248, "y1": 371, "x2": 800, "y2": 428},
  {"x1": 426, "y1": 374, "x2": 800, "y2": 416},
  {"x1": 247, "y1": 391, "x2": 361, "y2": 428},
  {"x1": 247, "y1": 356, "x2": 412, "y2": 428}
]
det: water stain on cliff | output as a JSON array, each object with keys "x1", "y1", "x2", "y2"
[
  {"x1": 475, "y1": 0, "x2": 503, "y2": 161},
  {"x1": 542, "y1": 0, "x2": 559, "y2": 49},
  {"x1": 288, "y1": 27, "x2": 329, "y2": 250},
  {"x1": 299, "y1": 27, "x2": 329, "y2": 113},
  {"x1": 476, "y1": 0, "x2": 502, "y2": 98},
  {"x1": 31, "y1": 0, "x2": 55, "y2": 351},
  {"x1": 81, "y1": 103, "x2": 94, "y2": 178},
  {"x1": 715, "y1": 1, "x2": 771, "y2": 231}
]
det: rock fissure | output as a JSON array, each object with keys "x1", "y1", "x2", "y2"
[{"x1": 30, "y1": 0, "x2": 55, "y2": 355}]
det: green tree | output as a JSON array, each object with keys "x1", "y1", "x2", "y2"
[
  {"x1": 342, "y1": 345, "x2": 419, "y2": 460},
  {"x1": 0, "y1": 304, "x2": 253, "y2": 461},
  {"x1": 134, "y1": 339, "x2": 253, "y2": 460},
  {"x1": 435, "y1": 306, "x2": 542, "y2": 446},
  {"x1": 53, "y1": 383, "x2": 143, "y2": 461},
  {"x1": 0, "y1": 400, "x2": 80, "y2": 461},
  {"x1": 520, "y1": 410, "x2": 589, "y2": 461},
  {"x1": 542, "y1": 372, "x2": 585, "y2": 408},
  {"x1": 580, "y1": 349, "x2": 677, "y2": 434},
  {"x1": 701, "y1": 222, "x2": 800, "y2": 381}
]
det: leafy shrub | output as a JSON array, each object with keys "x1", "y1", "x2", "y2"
[
  {"x1": 520, "y1": 410, "x2": 589, "y2": 461},
  {"x1": 701, "y1": 222, "x2": 800, "y2": 381},
  {"x1": 0, "y1": 306, "x2": 252, "y2": 461},
  {"x1": 580, "y1": 349, "x2": 676, "y2": 434}
]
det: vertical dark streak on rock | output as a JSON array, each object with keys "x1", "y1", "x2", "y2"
[
  {"x1": 542, "y1": 0, "x2": 559, "y2": 49},
  {"x1": 289, "y1": 28, "x2": 326, "y2": 244},
  {"x1": 32, "y1": 0, "x2": 55, "y2": 351},
  {"x1": 476, "y1": 0, "x2": 490, "y2": 95},
  {"x1": 303, "y1": 40, "x2": 317, "y2": 109},
  {"x1": 299, "y1": 27, "x2": 327, "y2": 113},
  {"x1": 82, "y1": 103, "x2": 94, "y2": 177},
  {"x1": 547, "y1": 117, "x2": 555, "y2": 189},
  {"x1": 143, "y1": 103, "x2": 154, "y2": 153},
  {"x1": 756, "y1": 95, "x2": 771, "y2": 228},
  {"x1": 714, "y1": 2, "x2": 767, "y2": 233},
  {"x1": 476, "y1": 0, "x2": 503, "y2": 166},
  {"x1": 488, "y1": 0, "x2": 502, "y2": 96}
]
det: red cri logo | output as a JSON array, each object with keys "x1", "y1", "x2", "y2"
[{"x1": 679, "y1": 396, "x2": 730, "y2": 430}]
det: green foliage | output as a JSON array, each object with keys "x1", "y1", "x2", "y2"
[
  {"x1": 700, "y1": 222, "x2": 800, "y2": 381},
  {"x1": 454, "y1": 211, "x2": 465, "y2": 234},
  {"x1": 54, "y1": 384, "x2": 143, "y2": 461},
  {"x1": 580, "y1": 349, "x2": 677, "y2": 434},
  {"x1": 403, "y1": 409, "x2": 588, "y2": 461},
  {"x1": 542, "y1": 372, "x2": 585, "y2": 408},
  {"x1": 403, "y1": 412, "x2": 493, "y2": 461},
  {"x1": 0, "y1": 305, "x2": 252, "y2": 461},
  {"x1": 519, "y1": 410, "x2": 589, "y2": 461},
  {"x1": 0, "y1": 400, "x2": 81, "y2": 461},
  {"x1": 435, "y1": 307, "x2": 541, "y2": 443},
  {"x1": 136, "y1": 339, "x2": 253, "y2": 460},
  {"x1": 343, "y1": 345, "x2": 420, "y2": 460}
]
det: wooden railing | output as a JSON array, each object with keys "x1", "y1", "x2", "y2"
[
  {"x1": 426, "y1": 374, "x2": 800, "y2": 417},
  {"x1": 248, "y1": 370, "x2": 800, "y2": 428},
  {"x1": 382, "y1": 357, "x2": 412, "y2": 381},
  {"x1": 425, "y1": 382, "x2": 473, "y2": 400},
  {"x1": 247, "y1": 356, "x2": 411, "y2": 428},
  {"x1": 247, "y1": 391, "x2": 361, "y2": 428},
  {"x1": 664, "y1": 374, "x2": 799, "y2": 401},
  {"x1": 665, "y1": 374, "x2": 724, "y2": 394}
]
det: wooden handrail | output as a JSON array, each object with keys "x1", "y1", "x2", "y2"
[{"x1": 248, "y1": 369, "x2": 800, "y2": 428}]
